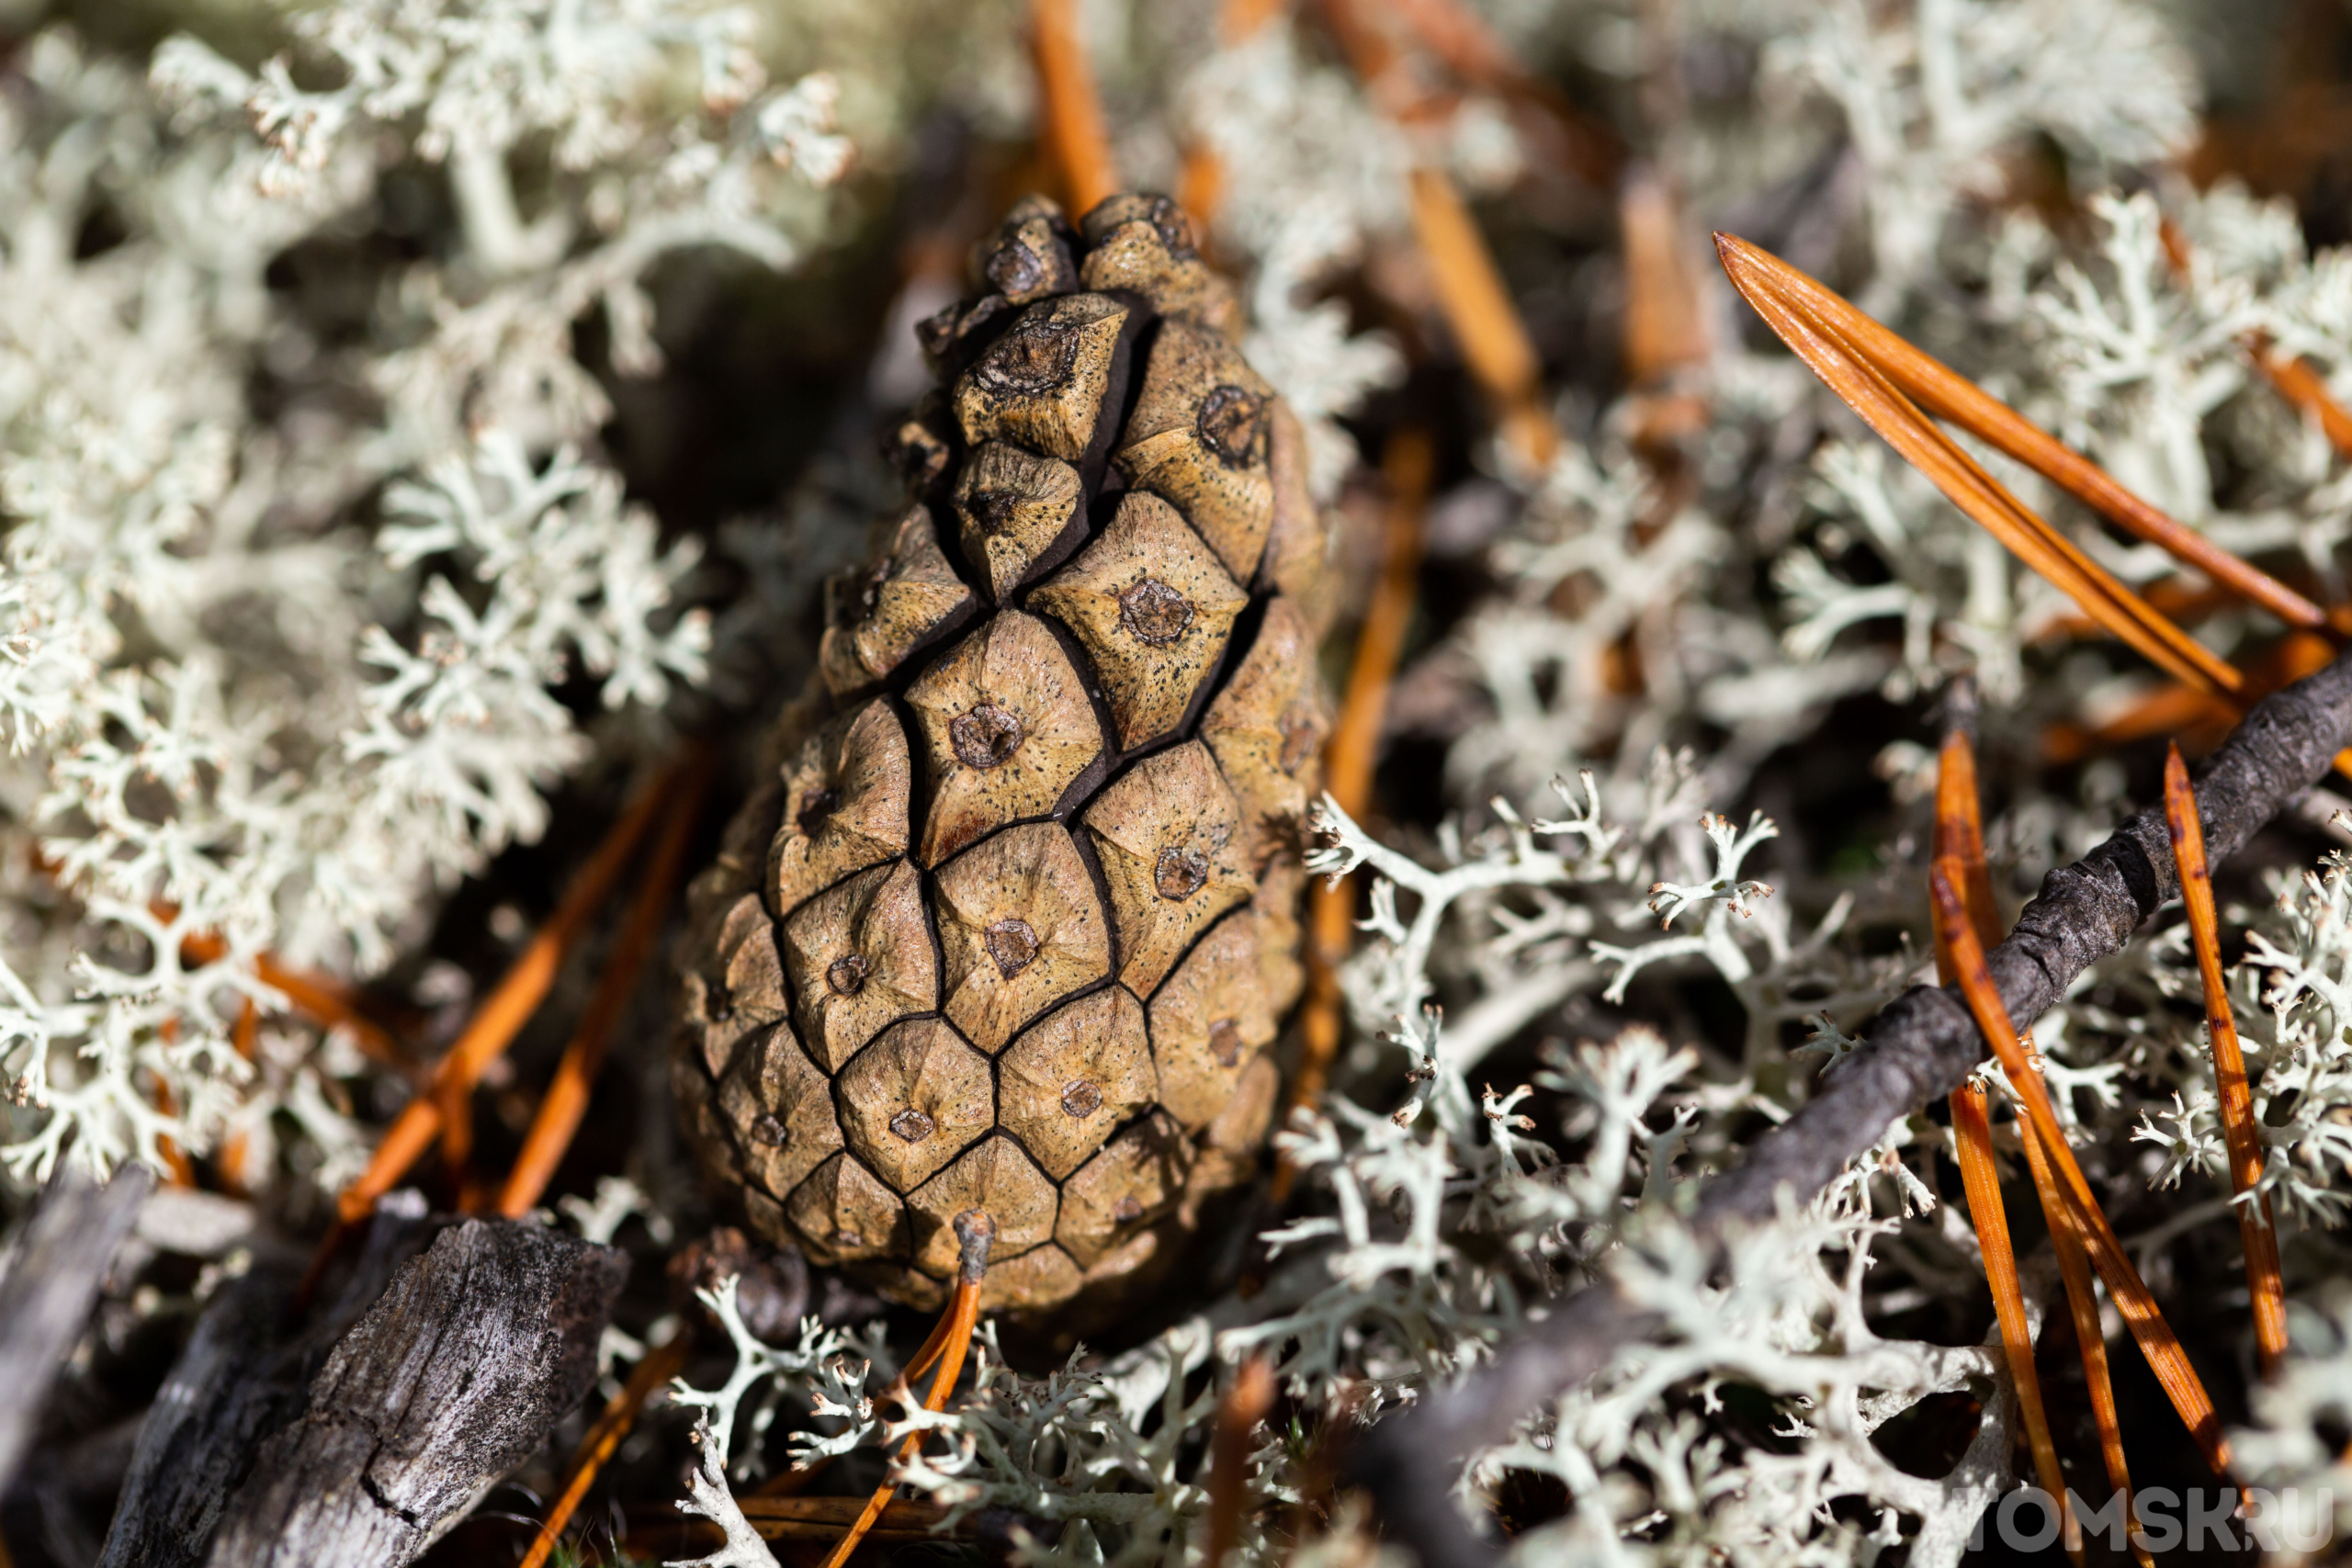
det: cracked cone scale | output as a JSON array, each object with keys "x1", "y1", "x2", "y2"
[{"x1": 675, "y1": 191, "x2": 1331, "y2": 1321}]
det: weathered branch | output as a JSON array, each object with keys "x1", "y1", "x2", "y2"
[
  {"x1": 97, "y1": 1192, "x2": 440, "y2": 1568},
  {"x1": 1356, "y1": 649, "x2": 2352, "y2": 1565},
  {"x1": 191, "y1": 1218, "x2": 623, "y2": 1568},
  {"x1": 0, "y1": 1161, "x2": 156, "y2": 1497}
]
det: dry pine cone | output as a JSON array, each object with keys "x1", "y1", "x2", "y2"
[{"x1": 675, "y1": 192, "x2": 1332, "y2": 1321}]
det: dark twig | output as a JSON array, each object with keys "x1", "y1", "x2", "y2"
[{"x1": 1355, "y1": 649, "x2": 2352, "y2": 1564}]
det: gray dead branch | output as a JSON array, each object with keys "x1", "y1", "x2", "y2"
[
  {"x1": 1357, "y1": 649, "x2": 2352, "y2": 1565},
  {"x1": 97, "y1": 1203, "x2": 625, "y2": 1568},
  {"x1": 0, "y1": 1161, "x2": 156, "y2": 1500}
]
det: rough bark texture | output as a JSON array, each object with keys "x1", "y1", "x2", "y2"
[
  {"x1": 1358, "y1": 650, "x2": 2352, "y2": 1565},
  {"x1": 96, "y1": 1192, "x2": 440, "y2": 1568},
  {"x1": 198, "y1": 1218, "x2": 625, "y2": 1568},
  {"x1": 0, "y1": 1161, "x2": 155, "y2": 1497}
]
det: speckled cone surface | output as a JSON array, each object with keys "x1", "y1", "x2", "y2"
[{"x1": 675, "y1": 193, "x2": 1334, "y2": 1320}]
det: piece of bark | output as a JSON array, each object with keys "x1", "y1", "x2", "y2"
[
  {"x1": 199, "y1": 1219, "x2": 625, "y2": 1568},
  {"x1": 0, "y1": 1160, "x2": 155, "y2": 1497},
  {"x1": 99, "y1": 1191, "x2": 441, "y2": 1568},
  {"x1": 1357, "y1": 649, "x2": 2352, "y2": 1565}
]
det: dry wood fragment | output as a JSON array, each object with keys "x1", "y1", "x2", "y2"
[
  {"x1": 0, "y1": 1162, "x2": 155, "y2": 1498},
  {"x1": 1359, "y1": 647, "x2": 2352, "y2": 1565},
  {"x1": 99, "y1": 1192, "x2": 439, "y2": 1568},
  {"x1": 204, "y1": 1219, "x2": 626, "y2": 1568}
]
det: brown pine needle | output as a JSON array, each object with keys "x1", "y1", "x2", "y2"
[
  {"x1": 1939, "y1": 723, "x2": 2148, "y2": 1562},
  {"x1": 731, "y1": 1495, "x2": 959, "y2": 1541},
  {"x1": 1031, "y1": 0, "x2": 1119, "y2": 217},
  {"x1": 1713, "y1": 234, "x2": 2247, "y2": 702},
  {"x1": 819, "y1": 1211, "x2": 995, "y2": 1568},
  {"x1": 1949, "y1": 1083, "x2": 2077, "y2": 1554},
  {"x1": 2159, "y1": 216, "x2": 2352, "y2": 482},
  {"x1": 330, "y1": 756, "x2": 686, "y2": 1229},
  {"x1": 2162, "y1": 744, "x2": 2290, "y2": 1375},
  {"x1": 1320, "y1": 0, "x2": 1559, "y2": 467},
  {"x1": 1714, "y1": 231, "x2": 2329, "y2": 637},
  {"x1": 2016, "y1": 1085, "x2": 2154, "y2": 1568},
  {"x1": 1928, "y1": 860, "x2": 2234, "y2": 1477},
  {"x1": 1273, "y1": 432, "x2": 1433, "y2": 1204},
  {"x1": 1406, "y1": 166, "x2": 1561, "y2": 468},
  {"x1": 517, "y1": 1329, "x2": 693, "y2": 1568},
  {"x1": 495, "y1": 749, "x2": 715, "y2": 1217},
  {"x1": 174, "y1": 926, "x2": 411, "y2": 1077},
  {"x1": 1374, "y1": 0, "x2": 1621, "y2": 186},
  {"x1": 1934, "y1": 730, "x2": 2077, "y2": 1561},
  {"x1": 1174, "y1": 0, "x2": 1291, "y2": 229},
  {"x1": 1204, "y1": 1356, "x2": 1277, "y2": 1567}
]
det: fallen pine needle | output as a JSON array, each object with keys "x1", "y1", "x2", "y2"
[
  {"x1": 1204, "y1": 1355, "x2": 1277, "y2": 1567},
  {"x1": 1715, "y1": 233, "x2": 2246, "y2": 703},
  {"x1": 517, "y1": 1329, "x2": 694, "y2": 1568},
  {"x1": 1715, "y1": 231, "x2": 2330, "y2": 636},
  {"x1": 329, "y1": 755, "x2": 685, "y2": 1230},
  {"x1": 1273, "y1": 430, "x2": 1432, "y2": 1203},
  {"x1": 1929, "y1": 860, "x2": 2234, "y2": 1478},
  {"x1": 1933, "y1": 727, "x2": 2078, "y2": 1562},
  {"x1": 1031, "y1": 0, "x2": 1118, "y2": 217},
  {"x1": 495, "y1": 746, "x2": 716, "y2": 1217},
  {"x1": 819, "y1": 1210, "x2": 995, "y2": 1568},
  {"x1": 2163, "y1": 743, "x2": 2290, "y2": 1375}
]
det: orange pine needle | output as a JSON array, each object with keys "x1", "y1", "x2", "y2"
[
  {"x1": 1714, "y1": 234, "x2": 2249, "y2": 702},
  {"x1": 2159, "y1": 217, "x2": 2352, "y2": 487},
  {"x1": 730, "y1": 1495, "x2": 958, "y2": 1540},
  {"x1": 1204, "y1": 1356, "x2": 1277, "y2": 1567},
  {"x1": 818, "y1": 1212, "x2": 995, "y2": 1568},
  {"x1": 1273, "y1": 431, "x2": 1432, "y2": 1202},
  {"x1": 174, "y1": 926, "x2": 410, "y2": 1077},
  {"x1": 331, "y1": 756, "x2": 686, "y2": 1228},
  {"x1": 1173, "y1": 0, "x2": 1289, "y2": 230},
  {"x1": 2162, "y1": 745, "x2": 2290, "y2": 1375},
  {"x1": 1929, "y1": 860, "x2": 2234, "y2": 1477},
  {"x1": 517, "y1": 1330, "x2": 693, "y2": 1568},
  {"x1": 495, "y1": 750, "x2": 715, "y2": 1217},
  {"x1": 1934, "y1": 732, "x2": 2077, "y2": 1561},
  {"x1": 1406, "y1": 167, "x2": 1561, "y2": 468},
  {"x1": 2016, "y1": 1091, "x2": 2154, "y2": 1568},
  {"x1": 1939, "y1": 727, "x2": 2149, "y2": 1560},
  {"x1": 1713, "y1": 231, "x2": 2329, "y2": 637},
  {"x1": 1031, "y1": 0, "x2": 1119, "y2": 217},
  {"x1": 219, "y1": 998, "x2": 262, "y2": 1192},
  {"x1": 1948, "y1": 1083, "x2": 2076, "y2": 1551},
  {"x1": 1320, "y1": 0, "x2": 1559, "y2": 467},
  {"x1": 1374, "y1": 0, "x2": 1620, "y2": 186},
  {"x1": 2253, "y1": 347, "x2": 2352, "y2": 467}
]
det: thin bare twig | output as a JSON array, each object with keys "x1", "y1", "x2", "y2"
[{"x1": 1357, "y1": 649, "x2": 2352, "y2": 1564}]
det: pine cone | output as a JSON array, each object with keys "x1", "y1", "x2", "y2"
[{"x1": 675, "y1": 193, "x2": 1331, "y2": 1321}]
